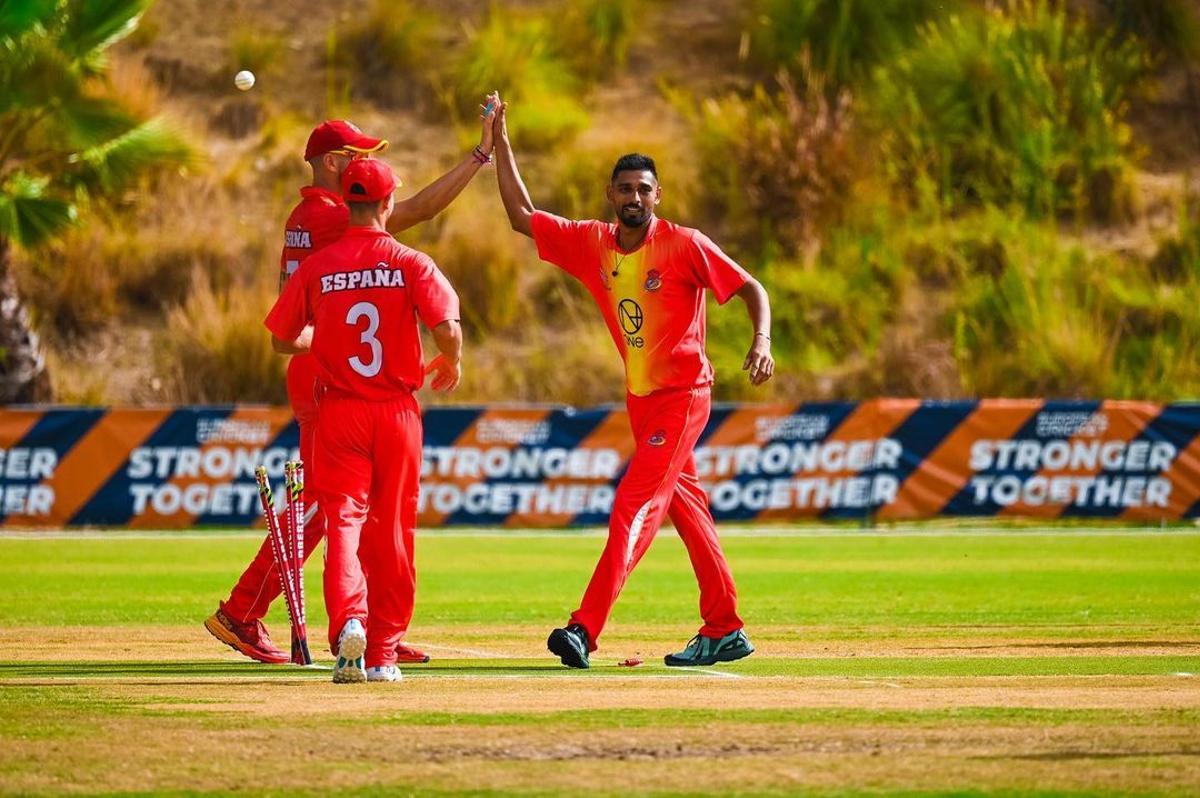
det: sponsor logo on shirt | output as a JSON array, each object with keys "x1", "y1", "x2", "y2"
[
  {"x1": 285, "y1": 229, "x2": 312, "y2": 249},
  {"x1": 618, "y1": 298, "x2": 644, "y2": 349},
  {"x1": 320, "y1": 262, "x2": 406, "y2": 293},
  {"x1": 648, "y1": 429, "x2": 667, "y2": 447},
  {"x1": 644, "y1": 269, "x2": 662, "y2": 291}
]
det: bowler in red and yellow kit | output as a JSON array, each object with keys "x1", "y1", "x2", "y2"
[
  {"x1": 266, "y1": 159, "x2": 463, "y2": 683},
  {"x1": 492, "y1": 99, "x2": 775, "y2": 668},
  {"x1": 208, "y1": 101, "x2": 497, "y2": 666}
]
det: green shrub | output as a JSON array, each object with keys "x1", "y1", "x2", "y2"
[
  {"x1": 871, "y1": 0, "x2": 1151, "y2": 222},
  {"x1": 676, "y1": 65, "x2": 856, "y2": 257},
  {"x1": 560, "y1": 0, "x2": 635, "y2": 80},
  {"x1": 334, "y1": 0, "x2": 439, "y2": 107},
  {"x1": 746, "y1": 0, "x2": 954, "y2": 85},
  {"x1": 443, "y1": 9, "x2": 588, "y2": 150}
]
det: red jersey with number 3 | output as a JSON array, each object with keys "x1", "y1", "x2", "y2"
[
  {"x1": 280, "y1": 187, "x2": 349, "y2": 278},
  {"x1": 530, "y1": 211, "x2": 749, "y2": 396},
  {"x1": 265, "y1": 227, "x2": 459, "y2": 400}
]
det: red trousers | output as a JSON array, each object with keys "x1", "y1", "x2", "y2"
[
  {"x1": 569, "y1": 385, "x2": 743, "y2": 649},
  {"x1": 222, "y1": 356, "x2": 326, "y2": 622},
  {"x1": 316, "y1": 391, "x2": 422, "y2": 668}
]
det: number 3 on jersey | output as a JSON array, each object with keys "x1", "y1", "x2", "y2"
[{"x1": 346, "y1": 301, "x2": 382, "y2": 377}]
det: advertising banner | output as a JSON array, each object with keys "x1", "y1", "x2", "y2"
[{"x1": 1, "y1": 400, "x2": 1197, "y2": 528}]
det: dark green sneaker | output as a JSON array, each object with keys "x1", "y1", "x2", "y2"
[
  {"x1": 547, "y1": 623, "x2": 590, "y2": 669},
  {"x1": 664, "y1": 629, "x2": 754, "y2": 667}
]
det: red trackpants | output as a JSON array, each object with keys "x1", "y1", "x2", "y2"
[
  {"x1": 222, "y1": 356, "x2": 326, "y2": 622},
  {"x1": 316, "y1": 390, "x2": 422, "y2": 668},
  {"x1": 569, "y1": 385, "x2": 743, "y2": 649}
]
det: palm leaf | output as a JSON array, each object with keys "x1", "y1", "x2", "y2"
[
  {"x1": 0, "y1": 172, "x2": 76, "y2": 247},
  {"x1": 61, "y1": 0, "x2": 151, "y2": 64},
  {"x1": 0, "y1": 0, "x2": 58, "y2": 41},
  {"x1": 67, "y1": 117, "x2": 196, "y2": 193},
  {"x1": 56, "y1": 95, "x2": 140, "y2": 150},
  {"x1": 0, "y1": 34, "x2": 79, "y2": 117}
]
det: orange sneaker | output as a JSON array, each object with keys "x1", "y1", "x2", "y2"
[
  {"x1": 395, "y1": 642, "x2": 431, "y2": 664},
  {"x1": 204, "y1": 607, "x2": 289, "y2": 664}
]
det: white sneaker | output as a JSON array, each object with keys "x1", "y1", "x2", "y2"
[
  {"x1": 332, "y1": 618, "x2": 367, "y2": 684},
  {"x1": 366, "y1": 664, "x2": 402, "y2": 682}
]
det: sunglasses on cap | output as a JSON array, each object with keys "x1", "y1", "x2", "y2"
[{"x1": 328, "y1": 148, "x2": 373, "y2": 160}]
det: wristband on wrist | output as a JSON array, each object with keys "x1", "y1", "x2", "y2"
[
  {"x1": 472, "y1": 145, "x2": 492, "y2": 165},
  {"x1": 755, "y1": 331, "x2": 771, "y2": 342}
]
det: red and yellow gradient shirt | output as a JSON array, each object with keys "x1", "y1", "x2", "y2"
[
  {"x1": 265, "y1": 227, "x2": 459, "y2": 400},
  {"x1": 531, "y1": 211, "x2": 750, "y2": 397},
  {"x1": 279, "y1": 186, "x2": 349, "y2": 279}
]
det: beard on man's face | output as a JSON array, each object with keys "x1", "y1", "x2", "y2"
[{"x1": 618, "y1": 205, "x2": 650, "y2": 227}]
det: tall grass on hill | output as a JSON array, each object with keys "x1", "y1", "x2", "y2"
[
  {"x1": 1099, "y1": 0, "x2": 1200, "y2": 61},
  {"x1": 871, "y1": 0, "x2": 1150, "y2": 223},
  {"x1": 746, "y1": 0, "x2": 954, "y2": 86},
  {"x1": 676, "y1": 63, "x2": 856, "y2": 258},
  {"x1": 156, "y1": 276, "x2": 286, "y2": 404},
  {"x1": 397, "y1": 184, "x2": 534, "y2": 336},
  {"x1": 226, "y1": 27, "x2": 286, "y2": 82},
  {"x1": 559, "y1": 0, "x2": 635, "y2": 81},
  {"x1": 333, "y1": 0, "x2": 438, "y2": 108},
  {"x1": 946, "y1": 208, "x2": 1200, "y2": 399},
  {"x1": 443, "y1": 7, "x2": 590, "y2": 150}
]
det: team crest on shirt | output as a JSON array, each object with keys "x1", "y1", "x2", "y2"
[
  {"x1": 648, "y1": 429, "x2": 667, "y2": 447},
  {"x1": 644, "y1": 269, "x2": 662, "y2": 292}
]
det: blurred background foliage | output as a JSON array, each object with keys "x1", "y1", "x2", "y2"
[{"x1": 4, "y1": 0, "x2": 1200, "y2": 405}]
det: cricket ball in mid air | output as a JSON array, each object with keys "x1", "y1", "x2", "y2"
[{"x1": 234, "y1": 70, "x2": 256, "y2": 91}]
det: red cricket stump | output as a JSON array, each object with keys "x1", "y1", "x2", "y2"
[
  {"x1": 283, "y1": 460, "x2": 311, "y2": 665},
  {"x1": 255, "y1": 465, "x2": 312, "y2": 665}
]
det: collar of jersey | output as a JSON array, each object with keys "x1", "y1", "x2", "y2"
[
  {"x1": 300, "y1": 185, "x2": 343, "y2": 204},
  {"x1": 343, "y1": 225, "x2": 390, "y2": 238},
  {"x1": 611, "y1": 215, "x2": 658, "y2": 255}
]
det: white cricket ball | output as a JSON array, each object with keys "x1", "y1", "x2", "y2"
[{"x1": 234, "y1": 70, "x2": 256, "y2": 91}]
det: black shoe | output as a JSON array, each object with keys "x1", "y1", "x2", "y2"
[
  {"x1": 547, "y1": 623, "x2": 591, "y2": 669},
  {"x1": 664, "y1": 629, "x2": 755, "y2": 667}
]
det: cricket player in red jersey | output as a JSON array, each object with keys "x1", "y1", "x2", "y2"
[
  {"x1": 206, "y1": 99, "x2": 496, "y2": 665},
  {"x1": 492, "y1": 99, "x2": 775, "y2": 668},
  {"x1": 265, "y1": 158, "x2": 462, "y2": 683}
]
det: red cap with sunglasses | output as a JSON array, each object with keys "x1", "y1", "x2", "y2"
[{"x1": 304, "y1": 120, "x2": 388, "y2": 161}]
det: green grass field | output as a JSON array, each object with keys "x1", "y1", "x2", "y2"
[{"x1": 1, "y1": 527, "x2": 1198, "y2": 796}]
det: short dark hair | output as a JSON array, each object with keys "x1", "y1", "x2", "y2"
[
  {"x1": 347, "y1": 199, "x2": 384, "y2": 217},
  {"x1": 611, "y1": 153, "x2": 657, "y2": 183}
]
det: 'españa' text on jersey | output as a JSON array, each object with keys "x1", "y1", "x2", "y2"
[
  {"x1": 320, "y1": 266, "x2": 407, "y2": 293},
  {"x1": 265, "y1": 226, "x2": 459, "y2": 399}
]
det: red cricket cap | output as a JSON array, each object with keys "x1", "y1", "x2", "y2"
[
  {"x1": 341, "y1": 158, "x2": 398, "y2": 202},
  {"x1": 304, "y1": 120, "x2": 388, "y2": 160}
]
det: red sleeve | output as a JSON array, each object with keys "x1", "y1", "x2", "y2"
[
  {"x1": 408, "y1": 253, "x2": 460, "y2": 329},
  {"x1": 689, "y1": 231, "x2": 749, "y2": 305},
  {"x1": 531, "y1": 210, "x2": 591, "y2": 280},
  {"x1": 264, "y1": 263, "x2": 311, "y2": 341}
]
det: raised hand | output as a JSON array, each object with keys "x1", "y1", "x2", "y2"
[{"x1": 478, "y1": 91, "x2": 500, "y2": 155}]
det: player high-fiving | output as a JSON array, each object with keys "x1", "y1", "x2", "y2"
[{"x1": 265, "y1": 158, "x2": 463, "y2": 684}]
